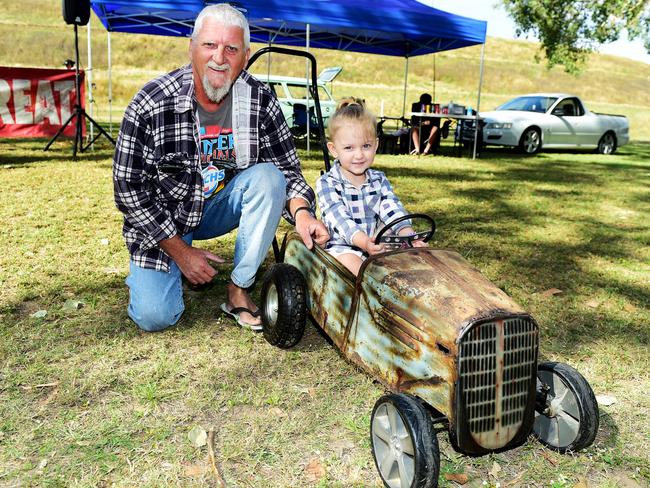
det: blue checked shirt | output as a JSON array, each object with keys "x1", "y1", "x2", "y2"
[
  {"x1": 316, "y1": 162, "x2": 410, "y2": 255},
  {"x1": 113, "y1": 65, "x2": 315, "y2": 272}
]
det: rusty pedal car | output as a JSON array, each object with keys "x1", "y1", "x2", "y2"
[{"x1": 260, "y1": 215, "x2": 599, "y2": 488}]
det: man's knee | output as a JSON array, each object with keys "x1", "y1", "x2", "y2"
[
  {"x1": 125, "y1": 261, "x2": 184, "y2": 332},
  {"x1": 252, "y1": 164, "x2": 286, "y2": 197},
  {"x1": 129, "y1": 302, "x2": 184, "y2": 332}
]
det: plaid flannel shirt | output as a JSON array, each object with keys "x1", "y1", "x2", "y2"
[
  {"x1": 113, "y1": 65, "x2": 314, "y2": 272},
  {"x1": 316, "y1": 162, "x2": 410, "y2": 254}
]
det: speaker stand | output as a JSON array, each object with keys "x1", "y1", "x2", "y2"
[{"x1": 44, "y1": 24, "x2": 115, "y2": 158}]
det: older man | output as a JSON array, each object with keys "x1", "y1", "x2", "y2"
[{"x1": 113, "y1": 4, "x2": 328, "y2": 332}]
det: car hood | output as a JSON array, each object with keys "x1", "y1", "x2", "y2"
[
  {"x1": 361, "y1": 249, "x2": 528, "y2": 342},
  {"x1": 479, "y1": 110, "x2": 547, "y2": 124}
]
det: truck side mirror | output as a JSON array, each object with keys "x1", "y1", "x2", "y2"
[{"x1": 552, "y1": 107, "x2": 565, "y2": 116}]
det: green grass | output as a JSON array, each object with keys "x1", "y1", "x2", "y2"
[{"x1": 0, "y1": 137, "x2": 648, "y2": 486}]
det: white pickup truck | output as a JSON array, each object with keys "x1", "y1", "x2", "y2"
[{"x1": 480, "y1": 93, "x2": 630, "y2": 154}]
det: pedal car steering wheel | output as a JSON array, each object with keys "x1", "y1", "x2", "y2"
[{"x1": 374, "y1": 213, "x2": 436, "y2": 248}]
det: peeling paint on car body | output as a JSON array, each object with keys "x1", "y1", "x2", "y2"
[{"x1": 280, "y1": 231, "x2": 538, "y2": 454}]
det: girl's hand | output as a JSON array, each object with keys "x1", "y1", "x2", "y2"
[
  {"x1": 399, "y1": 226, "x2": 428, "y2": 248},
  {"x1": 365, "y1": 236, "x2": 386, "y2": 255}
]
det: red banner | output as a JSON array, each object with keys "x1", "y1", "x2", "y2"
[{"x1": 0, "y1": 67, "x2": 85, "y2": 138}]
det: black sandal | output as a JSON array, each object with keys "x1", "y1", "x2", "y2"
[{"x1": 220, "y1": 303, "x2": 262, "y2": 332}]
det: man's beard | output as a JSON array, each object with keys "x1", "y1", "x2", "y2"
[{"x1": 202, "y1": 62, "x2": 232, "y2": 103}]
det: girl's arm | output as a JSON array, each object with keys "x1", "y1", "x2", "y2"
[
  {"x1": 316, "y1": 176, "x2": 364, "y2": 246},
  {"x1": 352, "y1": 232, "x2": 385, "y2": 255},
  {"x1": 397, "y1": 226, "x2": 428, "y2": 247}
]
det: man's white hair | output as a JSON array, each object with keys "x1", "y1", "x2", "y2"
[{"x1": 191, "y1": 4, "x2": 250, "y2": 50}]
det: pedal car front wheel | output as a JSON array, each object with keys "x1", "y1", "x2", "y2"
[
  {"x1": 371, "y1": 393, "x2": 440, "y2": 488},
  {"x1": 261, "y1": 263, "x2": 307, "y2": 349},
  {"x1": 533, "y1": 361, "x2": 599, "y2": 452}
]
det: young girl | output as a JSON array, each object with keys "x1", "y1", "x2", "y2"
[{"x1": 316, "y1": 98, "x2": 426, "y2": 276}]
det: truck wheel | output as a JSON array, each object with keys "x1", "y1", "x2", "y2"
[
  {"x1": 371, "y1": 394, "x2": 440, "y2": 488},
  {"x1": 597, "y1": 132, "x2": 617, "y2": 154},
  {"x1": 260, "y1": 263, "x2": 307, "y2": 349},
  {"x1": 533, "y1": 361, "x2": 599, "y2": 453},
  {"x1": 519, "y1": 127, "x2": 541, "y2": 154}
]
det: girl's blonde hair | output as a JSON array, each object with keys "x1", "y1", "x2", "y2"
[{"x1": 328, "y1": 97, "x2": 377, "y2": 141}]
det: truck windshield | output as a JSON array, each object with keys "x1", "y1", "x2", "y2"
[
  {"x1": 496, "y1": 96, "x2": 558, "y2": 113},
  {"x1": 286, "y1": 84, "x2": 333, "y2": 102}
]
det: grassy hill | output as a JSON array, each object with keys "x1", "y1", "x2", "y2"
[{"x1": 2, "y1": 0, "x2": 650, "y2": 140}]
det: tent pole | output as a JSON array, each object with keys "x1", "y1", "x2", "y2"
[
  {"x1": 306, "y1": 23, "x2": 310, "y2": 152},
  {"x1": 108, "y1": 31, "x2": 113, "y2": 136},
  {"x1": 472, "y1": 41, "x2": 485, "y2": 160},
  {"x1": 87, "y1": 20, "x2": 94, "y2": 149},
  {"x1": 432, "y1": 54, "x2": 436, "y2": 102},
  {"x1": 267, "y1": 39, "x2": 271, "y2": 79},
  {"x1": 401, "y1": 56, "x2": 409, "y2": 118}
]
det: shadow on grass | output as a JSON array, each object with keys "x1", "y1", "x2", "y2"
[
  {"x1": 596, "y1": 411, "x2": 621, "y2": 450},
  {"x1": 391, "y1": 153, "x2": 650, "y2": 348},
  {"x1": 0, "y1": 151, "x2": 114, "y2": 165},
  {"x1": 2, "y1": 138, "x2": 647, "y2": 356},
  {"x1": 618, "y1": 140, "x2": 650, "y2": 160},
  {"x1": 431, "y1": 210, "x2": 650, "y2": 347},
  {"x1": 443, "y1": 139, "x2": 650, "y2": 162},
  {"x1": 0, "y1": 137, "x2": 114, "y2": 166},
  {"x1": 379, "y1": 154, "x2": 616, "y2": 187}
]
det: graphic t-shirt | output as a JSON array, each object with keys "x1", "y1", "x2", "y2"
[{"x1": 198, "y1": 94, "x2": 235, "y2": 199}]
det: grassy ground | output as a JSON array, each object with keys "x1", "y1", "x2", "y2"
[
  {"x1": 1, "y1": 0, "x2": 649, "y2": 485},
  {"x1": 0, "y1": 137, "x2": 648, "y2": 487}
]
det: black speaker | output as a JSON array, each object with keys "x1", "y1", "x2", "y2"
[{"x1": 63, "y1": 0, "x2": 90, "y2": 26}]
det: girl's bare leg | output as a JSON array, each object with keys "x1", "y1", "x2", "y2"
[{"x1": 336, "y1": 253, "x2": 364, "y2": 276}]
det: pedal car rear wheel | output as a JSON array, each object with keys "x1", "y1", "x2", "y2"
[
  {"x1": 533, "y1": 361, "x2": 599, "y2": 453},
  {"x1": 371, "y1": 394, "x2": 440, "y2": 488},
  {"x1": 260, "y1": 263, "x2": 307, "y2": 349}
]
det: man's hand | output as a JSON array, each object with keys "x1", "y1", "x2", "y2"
[
  {"x1": 160, "y1": 235, "x2": 224, "y2": 285},
  {"x1": 295, "y1": 211, "x2": 329, "y2": 250},
  {"x1": 176, "y1": 247, "x2": 224, "y2": 285}
]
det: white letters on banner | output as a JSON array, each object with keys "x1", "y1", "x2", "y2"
[
  {"x1": 0, "y1": 67, "x2": 82, "y2": 138},
  {"x1": 0, "y1": 79, "x2": 13, "y2": 124},
  {"x1": 13, "y1": 79, "x2": 32, "y2": 124},
  {"x1": 56, "y1": 80, "x2": 74, "y2": 122}
]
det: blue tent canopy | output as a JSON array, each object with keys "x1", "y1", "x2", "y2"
[{"x1": 90, "y1": 0, "x2": 487, "y2": 57}]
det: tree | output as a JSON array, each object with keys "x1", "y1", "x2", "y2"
[{"x1": 501, "y1": 0, "x2": 650, "y2": 73}]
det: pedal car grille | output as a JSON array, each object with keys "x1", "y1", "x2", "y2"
[{"x1": 458, "y1": 317, "x2": 538, "y2": 449}]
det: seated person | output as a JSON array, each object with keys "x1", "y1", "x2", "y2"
[
  {"x1": 316, "y1": 98, "x2": 427, "y2": 276},
  {"x1": 410, "y1": 93, "x2": 440, "y2": 155},
  {"x1": 422, "y1": 119, "x2": 452, "y2": 155}
]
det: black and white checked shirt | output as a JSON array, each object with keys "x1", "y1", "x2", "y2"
[
  {"x1": 113, "y1": 65, "x2": 314, "y2": 272},
  {"x1": 316, "y1": 162, "x2": 410, "y2": 256}
]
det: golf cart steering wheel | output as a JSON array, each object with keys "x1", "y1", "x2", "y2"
[{"x1": 375, "y1": 213, "x2": 436, "y2": 248}]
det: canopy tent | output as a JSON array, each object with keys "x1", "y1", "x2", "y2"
[
  {"x1": 90, "y1": 0, "x2": 486, "y2": 57},
  {"x1": 89, "y1": 0, "x2": 487, "y2": 156}
]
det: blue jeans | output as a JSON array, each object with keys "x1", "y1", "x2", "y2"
[{"x1": 126, "y1": 163, "x2": 286, "y2": 332}]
